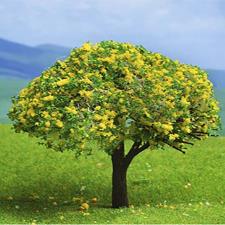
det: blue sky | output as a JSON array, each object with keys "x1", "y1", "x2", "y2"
[{"x1": 0, "y1": 0, "x2": 225, "y2": 69}]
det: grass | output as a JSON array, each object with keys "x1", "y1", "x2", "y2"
[{"x1": 0, "y1": 124, "x2": 224, "y2": 223}]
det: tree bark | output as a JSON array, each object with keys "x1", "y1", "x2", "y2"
[
  {"x1": 111, "y1": 141, "x2": 150, "y2": 208},
  {"x1": 111, "y1": 142, "x2": 129, "y2": 208}
]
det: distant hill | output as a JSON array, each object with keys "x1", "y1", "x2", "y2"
[
  {"x1": 36, "y1": 44, "x2": 70, "y2": 53},
  {"x1": 0, "y1": 38, "x2": 70, "y2": 79}
]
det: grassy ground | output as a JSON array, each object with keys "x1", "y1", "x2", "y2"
[{"x1": 0, "y1": 124, "x2": 225, "y2": 223}]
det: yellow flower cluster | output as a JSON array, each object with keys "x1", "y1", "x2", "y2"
[
  {"x1": 27, "y1": 108, "x2": 36, "y2": 117},
  {"x1": 79, "y1": 90, "x2": 93, "y2": 99},
  {"x1": 55, "y1": 120, "x2": 63, "y2": 128},
  {"x1": 93, "y1": 110, "x2": 116, "y2": 131},
  {"x1": 56, "y1": 78, "x2": 70, "y2": 86},
  {"x1": 82, "y1": 43, "x2": 92, "y2": 51},
  {"x1": 161, "y1": 123, "x2": 173, "y2": 134},
  {"x1": 43, "y1": 95, "x2": 54, "y2": 101},
  {"x1": 65, "y1": 106, "x2": 78, "y2": 115},
  {"x1": 169, "y1": 133, "x2": 179, "y2": 141}
]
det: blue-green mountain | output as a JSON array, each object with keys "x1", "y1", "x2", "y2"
[{"x1": 0, "y1": 38, "x2": 70, "y2": 79}]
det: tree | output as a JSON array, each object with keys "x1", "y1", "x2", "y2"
[{"x1": 8, "y1": 41, "x2": 220, "y2": 208}]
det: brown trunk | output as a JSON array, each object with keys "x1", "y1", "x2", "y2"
[{"x1": 111, "y1": 142, "x2": 129, "y2": 208}]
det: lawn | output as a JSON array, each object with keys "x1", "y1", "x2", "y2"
[{"x1": 0, "y1": 124, "x2": 224, "y2": 223}]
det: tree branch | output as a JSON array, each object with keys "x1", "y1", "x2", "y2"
[
  {"x1": 179, "y1": 140, "x2": 194, "y2": 145},
  {"x1": 188, "y1": 133, "x2": 202, "y2": 140},
  {"x1": 138, "y1": 142, "x2": 150, "y2": 152},
  {"x1": 165, "y1": 142, "x2": 186, "y2": 154},
  {"x1": 124, "y1": 141, "x2": 150, "y2": 169},
  {"x1": 192, "y1": 131, "x2": 208, "y2": 135}
]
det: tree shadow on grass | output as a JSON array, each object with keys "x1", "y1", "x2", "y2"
[
  {"x1": 0, "y1": 199, "x2": 121, "y2": 223},
  {"x1": 0, "y1": 176, "x2": 192, "y2": 208}
]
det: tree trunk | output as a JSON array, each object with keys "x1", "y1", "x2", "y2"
[{"x1": 111, "y1": 142, "x2": 129, "y2": 208}]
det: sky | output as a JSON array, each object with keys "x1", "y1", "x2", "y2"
[{"x1": 0, "y1": 0, "x2": 225, "y2": 69}]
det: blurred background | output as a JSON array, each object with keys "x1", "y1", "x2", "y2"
[{"x1": 0, "y1": 0, "x2": 224, "y2": 134}]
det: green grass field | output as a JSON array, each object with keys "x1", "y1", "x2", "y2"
[{"x1": 0, "y1": 124, "x2": 224, "y2": 223}]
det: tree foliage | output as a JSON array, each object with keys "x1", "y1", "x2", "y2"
[{"x1": 9, "y1": 41, "x2": 220, "y2": 156}]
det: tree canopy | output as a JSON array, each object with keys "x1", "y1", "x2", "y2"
[{"x1": 9, "y1": 41, "x2": 220, "y2": 156}]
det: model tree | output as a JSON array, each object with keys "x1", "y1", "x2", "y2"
[{"x1": 8, "y1": 41, "x2": 220, "y2": 208}]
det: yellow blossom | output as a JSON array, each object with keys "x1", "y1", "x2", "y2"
[
  {"x1": 45, "y1": 121, "x2": 51, "y2": 128},
  {"x1": 82, "y1": 43, "x2": 91, "y2": 51},
  {"x1": 90, "y1": 126, "x2": 97, "y2": 132},
  {"x1": 176, "y1": 71, "x2": 184, "y2": 77},
  {"x1": 56, "y1": 120, "x2": 63, "y2": 128},
  {"x1": 180, "y1": 97, "x2": 190, "y2": 106},
  {"x1": 18, "y1": 99, "x2": 26, "y2": 106},
  {"x1": 68, "y1": 72, "x2": 75, "y2": 77},
  {"x1": 161, "y1": 123, "x2": 173, "y2": 134},
  {"x1": 169, "y1": 133, "x2": 179, "y2": 141},
  {"x1": 93, "y1": 114, "x2": 102, "y2": 121},
  {"x1": 211, "y1": 101, "x2": 219, "y2": 111},
  {"x1": 102, "y1": 132, "x2": 112, "y2": 137},
  {"x1": 27, "y1": 108, "x2": 36, "y2": 117},
  {"x1": 101, "y1": 115, "x2": 108, "y2": 121},
  {"x1": 95, "y1": 106, "x2": 101, "y2": 111},
  {"x1": 65, "y1": 106, "x2": 78, "y2": 114},
  {"x1": 43, "y1": 95, "x2": 54, "y2": 101},
  {"x1": 79, "y1": 90, "x2": 93, "y2": 99},
  {"x1": 19, "y1": 88, "x2": 29, "y2": 97},
  {"x1": 109, "y1": 136, "x2": 117, "y2": 142},
  {"x1": 102, "y1": 54, "x2": 116, "y2": 63},
  {"x1": 183, "y1": 118, "x2": 191, "y2": 124},
  {"x1": 100, "y1": 68, "x2": 107, "y2": 73},
  {"x1": 105, "y1": 110, "x2": 116, "y2": 117},
  {"x1": 81, "y1": 77, "x2": 93, "y2": 85},
  {"x1": 32, "y1": 98, "x2": 40, "y2": 105},
  {"x1": 134, "y1": 59, "x2": 144, "y2": 68},
  {"x1": 99, "y1": 122, "x2": 106, "y2": 130},
  {"x1": 42, "y1": 111, "x2": 50, "y2": 119},
  {"x1": 121, "y1": 107, "x2": 128, "y2": 113},
  {"x1": 108, "y1": 120, "x2": 115, "y2": 128},
  {"x1": 189, "y1": 68, "x2": 198, "y2": 74},
  {"x1": 124, "y1": 67, "x2": 133, "y2": 83},
  {"x1": 181, "y1": 126, "x2": 191, "y2": 133},
  {"x1": 51, "y1": 112, "x2": 59, "y2": 117},
  {"x1": 19, "y1": 117, "x2": 26, "y2": 124},
  {"x1": 166, "y1": 101, "x2": 175, "y2": 108},
  {"x1": 56, "y1": 78, "x2": 70, "y2": 86}
]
